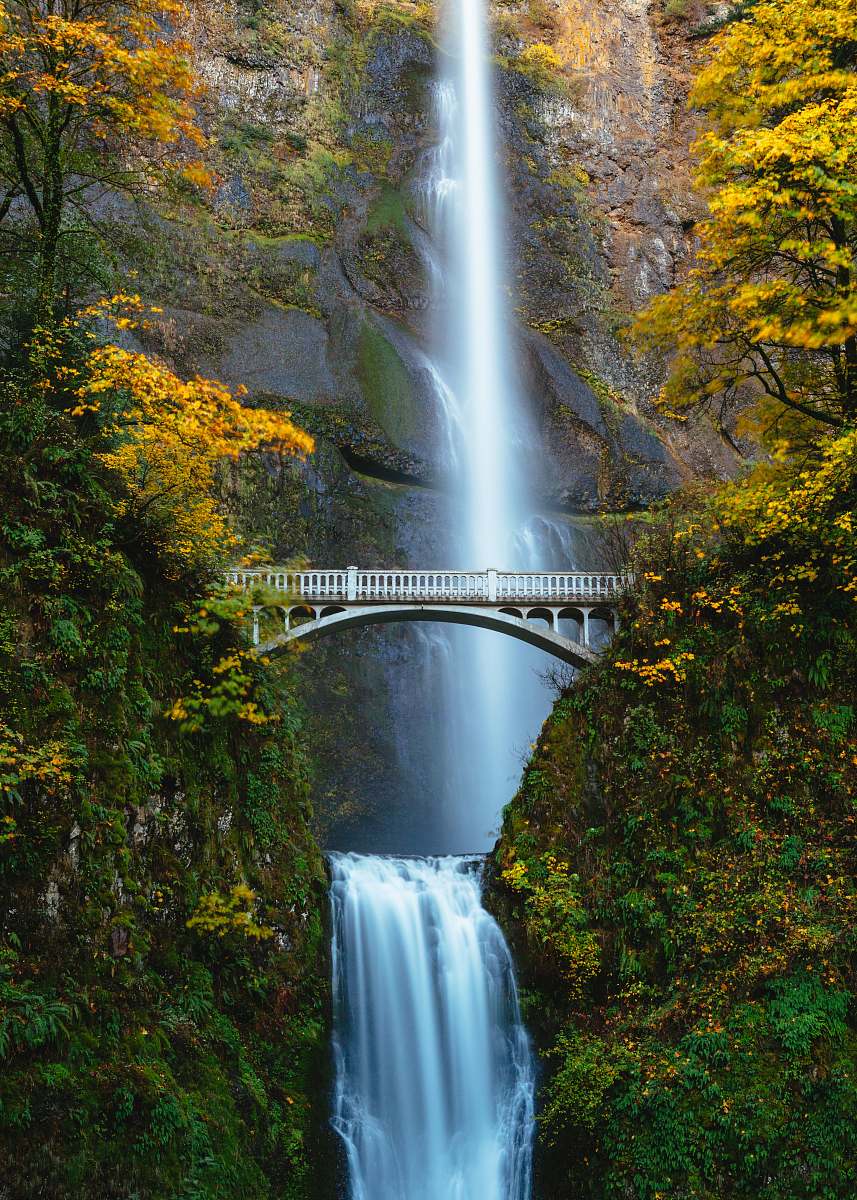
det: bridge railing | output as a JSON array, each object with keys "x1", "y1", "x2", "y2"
[
  {"x1": 226, "y1": 568, "x2": 628, "y2": 604},
  {"x1": 495, "y1": 573, "x2": 623, "y2": 601}
]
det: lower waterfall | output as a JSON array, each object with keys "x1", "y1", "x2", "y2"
[{"x1": 329, "y1": 853, "x2": 535, "y2": 1200}]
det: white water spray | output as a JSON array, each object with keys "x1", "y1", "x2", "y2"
[
  {"x1": 330, "y1": 8, "x2": 550, "y2": 1197},
  {"x1": 330, "y1": 854, "x2": 534, "y2": 1200},
  {"x1": 417, "y1": 0, "x2": 562, "y2": 851}
]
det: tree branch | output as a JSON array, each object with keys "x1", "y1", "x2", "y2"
[{"x1": 3, "y1": 115, "x2": 44, "y2": 228}]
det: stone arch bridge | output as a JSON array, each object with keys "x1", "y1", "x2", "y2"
[{"x1": 228, "y1": 567, "x2": 627, "y2": 668}]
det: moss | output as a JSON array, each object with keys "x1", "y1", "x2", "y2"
[
  {"x1": 360, "y1": 0, "x2": 437, "y2": 42},
  {"x1": 247, "y1": 263, "x2": 321, "y2": 318},
  {"x1": 494, "y1": 478, "x2": 857, "y2": 1199},
  {"x1": 365, "y1": 185, "x2": 410, "y2": 235},
  {"x1": 351, "y1": 129, "x2": 395, "y2": 177},
  {"x1": 244, "y1": 231, "x2": 326, "y2": 251},
  {"x1": 356, "y1": 320, "x2": 420, "y2": 451}
]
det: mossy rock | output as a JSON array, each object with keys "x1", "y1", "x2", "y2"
[{"x1": 356, "y1": 319, "x2": 421, "y2": 453}]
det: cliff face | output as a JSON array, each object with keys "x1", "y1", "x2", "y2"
[
  {"x1": 162, "y1": 0, "x2": 736, "y2": 506},
  {"x1": 128, "y1": 0, "x2": 737, "y2": 841},
  {"x1": 490, "y1": 464, "x2": 857, "y2": 1198}
]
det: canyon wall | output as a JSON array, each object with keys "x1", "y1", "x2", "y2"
[{"x1": 136, "y1": 0, "x2": 736, "y2": 844}]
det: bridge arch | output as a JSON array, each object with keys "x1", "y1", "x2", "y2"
[
  {"x1": 255, "y1": 603, "x2": 598, "y2": 669},
  {"x1": 288, "y1": 604, "x2": 317, "y2": 626},
  {"x1": 526, "y1": 606, "x2": 555, "y2": 628}
]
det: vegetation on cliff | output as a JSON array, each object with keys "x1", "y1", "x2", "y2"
[
  {"x1": 0, "y1": 0, "x2": 211, "y2": 319},
  {"x1": 0, "y1": 308, "x2": 330, "y2": 1198},
  {"x1": 0, "y1": 316, "x2": 330, "y2": 1200},
  {"x1": 0, "y1": 3, "x2": 330, "y2": 1195},
  {"x1": 496, "y1": 2, "x2": 857, "y2": 1196},
  {"x1": 497, "y1": 427, "x2": 856, "y2": 1197},
  {"x1": 636, "y1": 0, "x2": 857, "y2": 435}
]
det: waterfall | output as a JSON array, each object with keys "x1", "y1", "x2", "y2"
[
  {"x1": 412, "y1": 0, "x2": 570, "y2": 852},
  {"x1": 329, "y1": 7, "x2": 543, "y2": 1196},
  {"x1": 330, "y1": 854, "x2": 534, "y2": 1200}
]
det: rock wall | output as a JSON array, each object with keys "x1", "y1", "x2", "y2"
[{"x1": 132, "y1": 0, "x2": 737, "y2": 843}]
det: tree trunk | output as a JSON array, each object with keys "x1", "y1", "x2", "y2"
[{"x1": 35, "y1": 101, "x2": 64, "y2": 327}]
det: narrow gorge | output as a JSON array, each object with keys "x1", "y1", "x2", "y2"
[{"x1": 0, "y1": 0, "x2": 854, "y2": 1198}]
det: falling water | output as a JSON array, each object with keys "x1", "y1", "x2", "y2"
[
  {"x1": 330, "y1": 4, "x2": 544, "y2": 1195},
  {"x1": 330, "y1": 854, "x2": 534, "y2": 1200},
  {"x1": 449, "y1": 0, "x2": 523, "y2": 561},
  {"x1": 415, "y1": 0, "x2": 563, "y2": 851}
]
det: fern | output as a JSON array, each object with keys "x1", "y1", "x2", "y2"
[{"x1": 0, "y1": 980, "x2": 76, "y2": 1058}]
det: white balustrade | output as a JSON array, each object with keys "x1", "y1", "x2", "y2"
[{"x1": 228, "y1": 568, "x2": 627, "y2": 604}]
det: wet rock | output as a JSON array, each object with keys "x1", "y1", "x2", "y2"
[
  {"x1": 525, "y1": 334, "x2": 609, "y2": 438},
  {"x1": 199, "y1": 307, "x2": 337, "y2": 402}
]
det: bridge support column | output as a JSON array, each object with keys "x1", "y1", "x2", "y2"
[{"x1": 347, "y1": 565, "x2": 357, "y2": 601}]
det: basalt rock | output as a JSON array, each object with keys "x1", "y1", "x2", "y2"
[{"x1": 135, "y1": 0, "x2": 740, "y2": 841}]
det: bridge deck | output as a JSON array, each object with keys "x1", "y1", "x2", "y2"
[
  {"x1": 229, "y1": 567, "x2": 625, "y2": 666},
  {"x1": 227, "y1": 567, "x2": 627, "y2": 606}
]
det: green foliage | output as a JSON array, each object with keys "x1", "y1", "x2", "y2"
[
  {"x1": 0, "y1": 324, "x2": 330, "y2": 1198},
  {"x1": 541, "y1": 1030, "x2": 627, "y2": 1145},
  {"x1": 187, "y1": 885, "x2": 275, "y2": 941},
  {"x1": 496, "y1": 434, "x2": 857, "y2": 1199}
]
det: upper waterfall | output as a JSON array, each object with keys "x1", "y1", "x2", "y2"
[
  {"x1": 450, "y1": 0, "x2": 521, "y2": 565},
  {"x1": 407, "y1": 0, "x2": 568, "y2": 852}
]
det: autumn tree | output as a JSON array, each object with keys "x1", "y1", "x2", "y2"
[
  {"x1": 35, "y1": 296, "x2": 314, "y2": 574},
  {"x1": 635, "y1": 0, "x2": 857, "y2": 442},
  {"x1": 0, "y1": 0, "x2": 208, "y2": 318}
]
